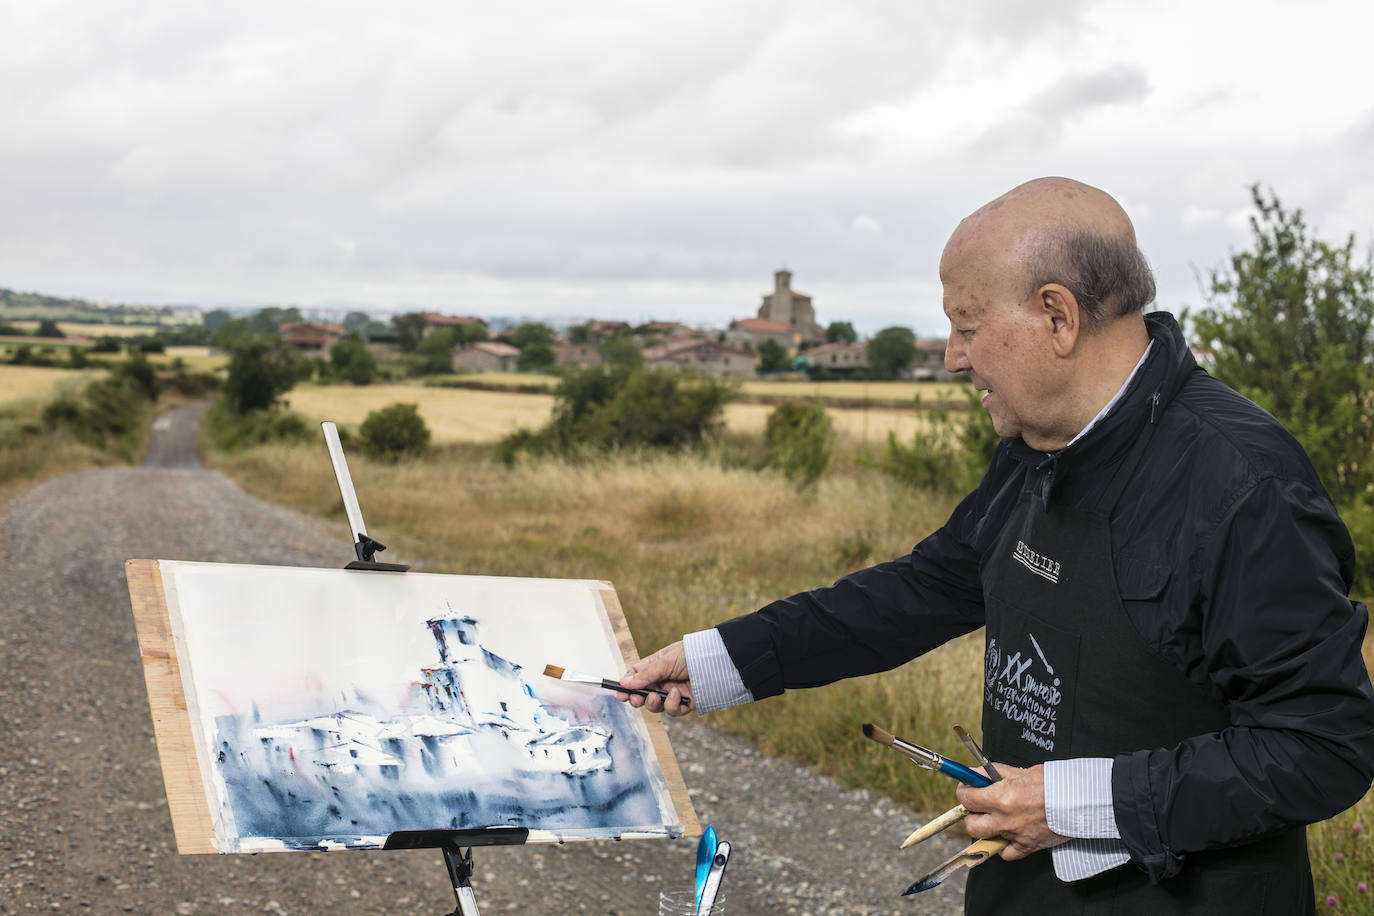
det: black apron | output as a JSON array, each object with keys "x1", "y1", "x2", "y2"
[{"x1": 964, "y1": 411, "x2": 1314, "y2": 915}]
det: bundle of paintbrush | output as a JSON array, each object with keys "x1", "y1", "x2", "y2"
[
  {"x1": 861, "y1": 722, "x2": 1010, "y2": 895},
  {"x1": 544, "y1": 664, "x2": 691, "y2": 709}
]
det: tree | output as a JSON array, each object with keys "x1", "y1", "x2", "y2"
[
  {"x1": 825, "y1": 321, "x2": 857, "y2": 344},
  {"x1": 343, "y1": 311, "x2": 373, "y2": 333},
  {"x1": 248, "y1": 306, "x2": 302, "y2": 336},
  {"x1": 516, "y1": 340, "x2": 557, "y2": 372},
  {"x1": 202, "y1": 309, "x2": 234, "y2": 332},
  {"x1": 1191, "y1": 186, "x2": 1374, "y2": 507},
  {"x1": 506, "y1": 322, "x2": 554, "y2": 349},
  {"x1": 598, "y1": 335, "x2": 644, "y2": 371},
  {"x1": 756, "y1": 338, "x2": 790, "y2": 372},
  {"x1": 867, "y1": 326, "x2": 916, "y2": 379},
  {"x1": 222, "y1": 337, "x2": 301, "y2": 412},
  {"x1": 330, "y1": 332, "x2": 378, "y2": 385},
  {"x1": 35, "y1": 319, "x2": 64, "y2": 338},
  {"x1": 568, "y1": 323, "x2": 592, "y2": 345},
  {"x1": 391, "y1": 312, "x2": 429, "y2": 352}
]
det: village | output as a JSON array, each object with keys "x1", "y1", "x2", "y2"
[{"x1": 273, "y1": 268, "x2": 955, "y2": 382}]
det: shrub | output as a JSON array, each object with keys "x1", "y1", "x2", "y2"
[
  {"x1": 497, "y1": 365, "x2": 735, "y2": 463},
  {"x1": 91, "y1": 336, "x2": 122, "y2": 353},
  {"x1": 360, "y1": 403, "x2": 431, "y2": 461},
  {"x1": 203, "y1": 401, "x2": 313, "y2": 451},
  {"x1": 881, "y1": 389, "x2": 999, "y2": 494},
  {"x1": 765, "y1": 399, "x2": 834, "y2": 488},
  {"x1": 116, "y1": 353, "x2": 160, "y2": 400},
  {"x1": 330, "y1": 332, "x2": 377, "y2": 385}
]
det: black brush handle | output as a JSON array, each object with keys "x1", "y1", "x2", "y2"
[{"x1": 601, "y1": 679, "x2": 691, "y2": 708}]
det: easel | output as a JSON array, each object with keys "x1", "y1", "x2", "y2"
[{"x1": 321, "y1": 421, "x2": 526, "y2": 916}]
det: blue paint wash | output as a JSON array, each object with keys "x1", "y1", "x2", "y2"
[{"x1": 210, "y1": 613, "x2": 673, "y2": 850}]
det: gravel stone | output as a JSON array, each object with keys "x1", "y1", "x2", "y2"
[{"x1": 0, "y1": 404, "x2": 968, "y2": 914}]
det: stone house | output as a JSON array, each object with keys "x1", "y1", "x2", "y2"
[
  {"x1": 421, "y1": 312, "x2": 486, "y2": 337},
  {"x1": 726, "y1": 317, "x2": 795, "y2": 351},
  {"x1": 802, "y1": 340, "x2": 868, "y2": 376},
  {"x1": 553, "y1": 344, "x2": 602, "y2": 368},
  {"x1": 451, "y1": 341, "x2": 520, "y2": 373},
  {"x1": 280, "y1": 321, "x2": 346, "y2": 352},
  {"x1": 643, "y1": 338, "x2": 755, "y2": 378},
  {"x1": 909, "y1": 338, "x2": 955, "y2": 380}
]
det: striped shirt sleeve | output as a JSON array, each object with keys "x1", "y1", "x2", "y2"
[
  {"x1": 1044, "y1": 757, "x2": 1131, "y2": 880},
  {"x1": 682, "y1": 628, "x2": 755, "y2": 714}
]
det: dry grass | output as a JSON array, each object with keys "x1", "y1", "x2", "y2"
[
  {"x1": 286, "y1": 382, "x2": 938, "y2": 446},
  {"x1": 0, "y1": 366, "x2": 95, "y2": 406},
  {"x1": 740, "y1": 379, "x2": 968, "y2": 404},
  {"x1": 205, "y1": 431, "x2": 1374, "y2": 912}
]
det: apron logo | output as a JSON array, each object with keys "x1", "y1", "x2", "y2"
[
  {"x1": 985, "y1": 631, "x2": 1063, "y2": 752},
  {"x1": 1013, "y1": 540, "x2": 1061, "y2": 583}
]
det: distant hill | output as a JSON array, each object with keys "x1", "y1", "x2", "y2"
[{"x1": 0, "y1": 286, "x2": 183, "y2": 323}]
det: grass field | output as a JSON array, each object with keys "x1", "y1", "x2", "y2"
[
  {"x1": 432, "y1": 371, "x2": 971, "y2": 407},
  {"x1": 2, "y1": 320, "x2": 178, "y2": 338},
  {"x1": 0, "y1": 365, "x2": 93, "y2": 406},
  {"x1": 286, "y1": 381, "x2": 937, "y2": 445}
]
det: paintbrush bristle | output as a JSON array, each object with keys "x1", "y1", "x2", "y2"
[
  {"x1": 953, "y1": 724, "x2": 969, "y2": 739},
  {"x1": 543, "y1": 664, "x2": 565, "y2": 679},
  {"x1": 861, "y1": 722, "x2": 895, "y2": 747}
]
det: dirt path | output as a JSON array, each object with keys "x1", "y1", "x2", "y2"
[{"x1": 0, "y1": 405, "x2": 968, "y2": 914}]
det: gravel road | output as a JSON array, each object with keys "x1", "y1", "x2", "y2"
[{"x1": 0, "y1": 404, "x2": 969, "y2": 915}]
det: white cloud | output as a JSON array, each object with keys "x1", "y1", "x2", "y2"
[{"x1": 0, "y1": 0, "x2": 1372, "y2": 335}]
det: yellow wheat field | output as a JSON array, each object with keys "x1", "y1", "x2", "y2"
[
  {"x1": 0, "y1": 366, "x2": 93, "y2": 406},
  {"x1": 284, "y1": 383, "x2": 556, "y2": 443},
  {"x1": 286, "y1": 383, "x2": 938, "y2": 444}
]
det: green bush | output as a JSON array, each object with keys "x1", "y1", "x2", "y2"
[
  {"x1": 330, "y1": 332, "x2": 377, "y2": 385},
  {"x1": 497, "y1": 365, "x2": 736, "y2": 464},
  {"x1": 881, "y1": 389, "x2": 999, "y2": 494},
  {"x1": 203, "y1": 401, "x2": 313, "y2": 451},
  {"x1": 765, "y1": 399, "x2": 834, "y2": 488},
  {"x1": 359, "y1": 403, "x2": 431, "y2": 461},
  {"x1": 41, "y1": 373, "x2": 156, "y2": 459}
]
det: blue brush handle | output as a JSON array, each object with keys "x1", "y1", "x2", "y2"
[{"x1": 939, "y1": 758, "x2": 993, "y2": 787}]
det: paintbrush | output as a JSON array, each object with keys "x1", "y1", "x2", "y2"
[
  {"x1": 900, "y1": 725, "x2": 998, "y2": 849},
  {"x1": 543, "y1": 664, "x2": 690, "y2": 709},
  {"x1": 861, "y1": 724, "x2": 992, "y2": 787},
  {"x1": 903, "y1": 838, "x2": 1010, "y2": 895}
]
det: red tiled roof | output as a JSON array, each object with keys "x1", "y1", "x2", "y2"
[{"x1": 730, "y1": 318, "x2": 792, "y2": 334}]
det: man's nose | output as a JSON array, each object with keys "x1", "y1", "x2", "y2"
[{"x1": 945, "y1": 336, "x2": 968, "y2": 373}]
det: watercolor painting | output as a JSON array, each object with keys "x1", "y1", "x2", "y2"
[{"x1": 158, "y1": 561, "x2": 682, "y2": 853}]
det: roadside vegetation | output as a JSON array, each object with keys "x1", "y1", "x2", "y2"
[{"x1": 6, "y1": 188, "x2": 1373, "y2": 911}]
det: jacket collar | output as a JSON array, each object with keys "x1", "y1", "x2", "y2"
[{"x1": 1004, "y1": 311, "x2": 1195, "y2": 473}]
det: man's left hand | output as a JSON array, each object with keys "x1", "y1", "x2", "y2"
[{"x1": 955, "y1": 763, "x2": 1068, "y2": 860}]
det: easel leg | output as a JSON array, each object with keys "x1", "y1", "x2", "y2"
[{"x1": 442, "y1": 844, "x2": 482, "y2": 916}]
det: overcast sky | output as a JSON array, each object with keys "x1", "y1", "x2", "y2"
[{"x1": 2, "y1": 1, "x2": 1371, "y2": 336}]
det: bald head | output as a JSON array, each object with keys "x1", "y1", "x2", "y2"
[{"x1": 942, "y1": 177, "x2": 1156, "y2": 326}]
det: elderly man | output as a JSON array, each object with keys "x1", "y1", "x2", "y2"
[{"x1": 621, "y1": 178, "x2": 1374, "y2": 913}]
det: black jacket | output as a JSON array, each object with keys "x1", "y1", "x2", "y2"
[{"x1": 717, "y1": 312, "x2": 1374, "y2": 879}]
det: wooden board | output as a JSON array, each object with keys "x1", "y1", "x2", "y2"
[
  {"x1": 126, "y1": 559, "x2": 700, "y2": 854},
  {"x1": 598, "y1": 581, "x2": 700, "y2": 838},
  {"x1": 126, "y1": 558, "x2": 218, "y2": 854}
]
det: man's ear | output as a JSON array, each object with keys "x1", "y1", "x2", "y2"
[{"x1": 1039, "y1": 284, "x2": 1080, "y2": 357}]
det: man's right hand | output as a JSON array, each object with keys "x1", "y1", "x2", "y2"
[{"x1": 618, "y1": 641, "x2": 693, "y2": 717}]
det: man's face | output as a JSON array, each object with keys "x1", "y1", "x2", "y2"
[{"x1": 940, "y1": 250, "x2": 1054, "y2": 445}]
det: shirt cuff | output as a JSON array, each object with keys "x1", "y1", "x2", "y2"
[
  {"x1": 1044, "y1": 757, "x2": 1129, "y2": 881},
  {"x1": 682, "y1": 628, "x2": 755, "y2": 714}
]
